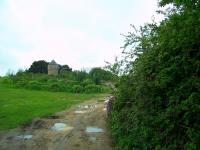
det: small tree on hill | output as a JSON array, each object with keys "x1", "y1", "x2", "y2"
[
  {"x1": 59, "y1": 64, "x2": 72, "y2": 73},
  {"x1": 28, "y1": 60, "x2": 48, "y2": 74}
]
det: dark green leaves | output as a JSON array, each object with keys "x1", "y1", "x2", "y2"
[{"x1": 110, "y1": 0, "x2": 200, "y2": 149}]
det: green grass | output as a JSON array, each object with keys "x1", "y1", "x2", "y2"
[{"x1": 0, "y1": 85, "x2": 105, "y2": 130}]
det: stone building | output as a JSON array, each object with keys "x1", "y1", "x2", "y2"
[{"x1": 48, "y1": 60, "x2": 59, "y2": 75}]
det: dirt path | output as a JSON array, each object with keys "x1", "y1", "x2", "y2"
[{"x1": 0, "y1": 96, "x2": 114, "y2": 150}]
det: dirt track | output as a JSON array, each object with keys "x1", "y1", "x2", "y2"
[{"x1": 0, "y1": 96, "x2": 114, "y2": 150}]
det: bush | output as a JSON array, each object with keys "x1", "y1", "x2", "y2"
[
  {"x1": 36, "y1": 75, "x2": 48, "y2": 83},
  {"x1": 27, "y1": 81, "x2": 42, "y2": 90},
  {"x1": 15, "y1": 79, "x2": 28, "y2": 88},
  {"x1": 84, "y1": 84, "x2": 102, "y2": 93},
  {"x1": 48, "y1": 83, "x2": 64, "y2": 92},
  {"x1": 1, "y1": 77, "x2": 13, "y2": 85},
  {"x1": 101, "y1": 86, "x2": 112, "y2": 93},
  {"x1": 110, "y1": 1, "x2": 200, "y2": 149},
  {"x1": 89, "y1": 67, "x2": 115, "y2": 84},
  {"x1": 81, "y1": 79, "x2": 94, "y2": 87},
  {"x1": 1, "y1": 64, "x2": 113, "y2": 94},
  {"x1": 72, "y1": 85, "x2": 84, "y2": 93},
  {"x1": 41, "y1": 84, "x2": 49, "y2": 90},
  {"x1": 47, "y1": 79, "x2": 57, "y2": 84},
  {"x1": 73, "y1": 70, "x2": 88, "y2": 82}
]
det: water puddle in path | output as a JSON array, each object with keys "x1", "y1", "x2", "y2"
[
  {"x1": 15, "y1": 134, "x2": 33, "y2": 140},
  {"x1": 51, "y1": 123, "x2": 74, "y2": 131},
  {"x1": 77, "y1": 104, "x2": 97, "y2": 109},
  {"x1": 85, "y1": 127, "x2": 104, "y2": 133},
  {"x1": 74, "y1": 110, "x2": 87, "y2": 114}
]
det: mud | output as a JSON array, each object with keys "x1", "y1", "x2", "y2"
[{"x1": 0, "y1": 96, "x2": 114, "y2": 150}]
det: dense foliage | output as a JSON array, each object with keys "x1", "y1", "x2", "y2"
[
  {"x1": 110, "y1": 0, "x2": 200, "y2": 149},
  {"x1": 2, "y1": 66, "x2": 115, "y2": 94},
  {"x1": 28, "y1": 60, "x2": 72, "y2": 74},
  {"x1": 58, "y1": 64, "x2": 72, "y2": 73},
  {"x1": 89, "y1": 67, "x2": 115, "y2": 84},
  {"x1": 28, "y1": 60, "x2": 48, "y2": 73}
]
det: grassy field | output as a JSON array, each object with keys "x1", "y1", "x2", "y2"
[{"x1": 0, "y1": 85, "x2": 105, "y2": 130}]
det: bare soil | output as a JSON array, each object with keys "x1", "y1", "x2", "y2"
[{"x1": 0, "y1": 96, "x2": 114, "y2": 150}]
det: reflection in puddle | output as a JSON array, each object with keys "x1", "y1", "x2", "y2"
[
  {"x1": 51, "y1": 123, "x2": 74, "y2": 131},
  {"x1": 15, "y1": 134, "x2": 32, "y2": 140},
  {"x1": 77, "y1": 104, "x2": 97, "y2": 109},
  {"x1": 85, "y1": 127, "x2": 104, "y2": 133},
  {"x1": 75, "y1": 110, "x2": 87, "y2": 114}
]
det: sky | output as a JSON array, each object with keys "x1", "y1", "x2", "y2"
[{"x1": 0, "y1": 0, "x2": 163, "y2": 76}]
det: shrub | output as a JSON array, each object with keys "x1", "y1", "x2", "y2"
[
  {"x1": 101, "y1": 86, "x2": 112, "y2": 93},
  {"x1": 81, "y1": 79, "x2": 94, "y2": 87},
  {"x1": 48, "y1": 83, "x2": 63, "y2": 92},
  {"x1": 36, "y1": 75, "x2": 48, "y2": 83},
  {"x1": 65, "y1": 80, "x2": 79, "y2": 87},
  {"x1": 110, "y1": 1, "x2": 200, "y2": 149},
  {"x1": 27, "y1": 81, "x2": 42, "y2": 90},
  {"x1": 15, "y1": 79, "x2": 28, "y2": 88},
  {"x1": 1, "y1": 77, "x2": 13, "y2": 85},
  {"x1": 72, "y1": 85, "x2": 84, "y2": 93},
  {"x1": 47, "y1": 79, "x2": 57, "y2": 84},
  {"x1": 84, "y1": 84, "x2": 102, "y2": 93},
  {"x1": 72, "y1": 70, "x2": 88, "y2": 82},
  {"x1": 41, "y1": 84, "x2": 49, "y2": 90}
]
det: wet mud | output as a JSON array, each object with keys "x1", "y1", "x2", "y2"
[{"x1": 0, "y1": 96, "x2": 114, "y2": 150}]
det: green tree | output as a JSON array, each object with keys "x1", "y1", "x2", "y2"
[
  {"x1": 58, "y1": 64, "x2": 72, "y2": 73},
  {"x1": 73, "y1": 70, "x2": 88, "y2": 82},
  {"x1": 28, "y1": 60, "x2": 48, "y2": 74},
  {"x1": 89, "y1": 67, "x2": 114, "y2": 84},
  {"x1": 110, "y1": 0, "x2": 200, "y2": 149}
]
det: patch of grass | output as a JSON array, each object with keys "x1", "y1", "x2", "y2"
[{"x1": 0, "y1": 85, "x2": 105, "y2": 130}]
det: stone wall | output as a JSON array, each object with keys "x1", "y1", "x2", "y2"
[{"x1": 48, "y1": 64, "x2": 59, "y2": 75}]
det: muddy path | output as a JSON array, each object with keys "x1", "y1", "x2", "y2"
[{"x1": 0, "y1": 96, "x2": 114, "y2": 150}]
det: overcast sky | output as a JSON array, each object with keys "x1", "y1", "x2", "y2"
[{"x1": 0, "y1": 0, "x2": 163, "y2": 76}]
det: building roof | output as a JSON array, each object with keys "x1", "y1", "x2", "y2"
[{"x1": 49, "y1": 60, "x2": 57, "y2": 65}]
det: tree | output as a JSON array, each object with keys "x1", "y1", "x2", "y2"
[
  {"x1": 59, "y1": 64, "x2": 72, "y2": 73},
  {"x1": 73, "y1": 70, "x2": 88, "y2": 82},
  {"x1": 105, "y1": 57, "x2": 122, "y2": 76},
  {"x1": 160, "y1": 0, "x2": 200, "y2": 9},
  {"x1": 28, "y1": 60, "x2": 48, "y2": 74},
  {"x1": 89, "y1": 67, "x2": 114, "y2": 84},
  {"x1": 110, "y1": 0, "x2": 200, "y2": 149}
]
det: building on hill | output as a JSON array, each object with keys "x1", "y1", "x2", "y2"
[{"x1": 48, "y1": 60, "x2": 59, "y2": 75}]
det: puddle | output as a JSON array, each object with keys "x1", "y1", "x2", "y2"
[
  {"x1": 51, "y1": 123, "x2": 73, "y2": 131},
  {"x1": 77, "y1": 104, "x2": 97, "y2": 109},
  {"x1": 15, "y1": 134, "x2": 33, "y2": 140},
  {"x1": 85, "y1": 127, "x2": 104, "y2": 133},
  {"x1": 90, "y1": 105, "x2": 97, "y2": 109},
  {"x1": 75, "y1": 110, "x2": 87, "y2": 114}
]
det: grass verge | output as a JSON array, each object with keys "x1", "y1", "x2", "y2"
[{"x1": 0, "y1": 85, "x2": 105, "y2": 130}]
